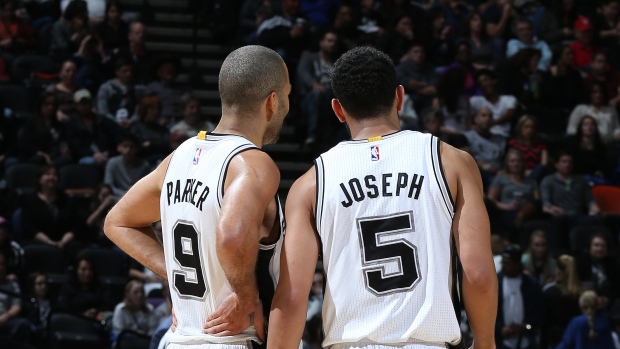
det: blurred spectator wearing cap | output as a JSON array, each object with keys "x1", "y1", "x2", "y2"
[
  {"x1": 143, "y1": 57, "x2": 189, "y2": 125},
  {"x1": 470, "y1": 69, "x2": 517, "y2": 138},
  {"x1": 506, "y1": 18, "x2": 551, "y2": 71},
  {"x1": 116, "y1": 21, "x2": 151, "y2": 85},
  {"x1": 566, "y1": 81, "x2": 620, "y2": 144},
  {"x1": 496, "y1": 246, "x2": 543, "y2": 349},
  {"x1": 576, "y1": 233, "x2": 620, "y2": 310},
  {"x1": 97, "y1": 58, "x2": 138, "y2": 128},
  {"x1": 584, "y1": 52, "x2": 620, "y2": 107},
  {"x1": 0, "y1": 217, "x2": 22, "y2": 281},
  {"x1": 0, "y1": 251, "x2": 31, "y2": 346},
  {"x1": 45, "y1": 59, "x2": 79, "y2": 121},
  {"x1": 130, "y1": 96, "x2": 170, "y2": 164},
  {"x1": 556, "y1": 290, "x2": 615, "y2": 349},
  {"x1": 63, "y1": 88, "x2": 120, "y2": 166},
  {"x1": 593, "y1": 0, "x2": 620, "y2": 69},
  {"x1": 170, "y1": 94, "x2": 214, "y2": 139},
  {"x1": 104, "y1": 134, "x2": 150, "y2": 198},
  {"x1": 538, "y1": 0, "x2": 578, "y2": 47},
  {"x1": 570, "y1": 16, "x2": 602, "y2": 69},
  {"x1": 396, "y1": 43, "x2": 437, "y2": 112}
]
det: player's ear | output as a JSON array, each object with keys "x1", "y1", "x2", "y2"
[
  {"x1": 265, "y1": 91, "x2": 277, "y2": 121},
  {"x1": 396, "y1": 85, "x2": 405, "y2": 112},
  {"x1": 332, "y1": 99, "x2": 346, "y2": 123}
]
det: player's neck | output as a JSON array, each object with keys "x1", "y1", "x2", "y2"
[
  {"x1": 213, "y1": 118, "x2": 265, "y2": 147},
  {"x1": 349, "y1": 116, "x2": 401, "y2": 140}
]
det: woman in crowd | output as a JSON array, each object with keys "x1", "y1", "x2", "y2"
[
  {"x1": 433, "y1": 66, "x2": 470, "y2": 136},
  {"x1": 24, "y1": 272, "x2": 53, "y2": 332},
  {"x1": 487, "y1": 149, "x2": 540, "y2": 237},
  {"x1": 507, "y1": 115, "x2": 548, "y2": 181},
  {"x1": 567, "y1": 81, "x2": 620, "y2": 143},
  {"x1": 45, "y1": 60, "x2": 78, "y2": 121},
  {"x1": 57, "y1": 257, "x2": 110, "y2": 318},
  {"x1": 94, "y1": 1, "x2": 128, "y2": 53},
  {"x1": 576, "y1": 233, "x2": 620, "y2": 310},
  {"x1": 566, "y1": 116, "x2": 608, "y2": 179},
  {"x1": 130, "y1": 96, "x2": 170, "y2": 163},
  {"x1": 542, "y1": 255, "x2": 584, "y2": 348},
  {"x1": 21, "y1": 165, "x2": 80, "y2": 256},
  {"x1": 377, "y1": 14, "x2": 416, "y2": 64},
  {"x1": 556, "y1": 290, "x2": 615, "y2": 349},
  {"x1": 111, "y1": 280, "x2": 160, "y2": 342},
  {"x1": 460, "y1": 12, "x2": 498, "y2": 68},
  {"x1": 422, "y1": 7, "x2": 453, "y2": 67},
  {"x1": 521, "y1": 230, "x2": 556, "y2": 286}
]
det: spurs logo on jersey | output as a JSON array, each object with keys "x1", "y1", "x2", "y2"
[
  {"x1": 160, "y1": 133, "x2": 284, "y2": 346},
  {"x1": 314, "y1": 131, "x2": 462, "y2": 348}
]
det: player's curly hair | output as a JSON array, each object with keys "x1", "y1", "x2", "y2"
[{"x1": 331, "y1": 46, "x2": 397, "y2": 120}]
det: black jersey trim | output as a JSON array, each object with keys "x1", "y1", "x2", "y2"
[
  {"x1": 259, "y1": 195, "x2": 283, "y2": 248},
  {"x1": 447, "y1": 234, "x2": 465, "y2": 349},
  {"x1": 436, "y1": 137, "x2": 456, "y2": 213},
  {"x1": 314, "y1": 157, "x2": 325, "y2": 236},
  {"x1": 430, "y1": 137, "x2": 452, "y2": 216},
  {"x1": 217, "y1": 145, "x2": 259, "y2": 208}
]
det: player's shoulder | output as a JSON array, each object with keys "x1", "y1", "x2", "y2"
[
  {"x1": 230, "y1": 148, "x2": 280, "y2": 182},
  {"x1": 440, "y1": 141, "x2": 478, "y2": 178},
  {"x1": 288, "y1": 165, "x2": 317, "y2": 207}
]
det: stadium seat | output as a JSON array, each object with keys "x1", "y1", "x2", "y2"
[
  {"x1": 59, "y1": 164, "x2": 102, "y2": 197},
  {"x1": 5, "y1": 163, "x2": 38, "y2": 200},
  {"x1": 592, "y1": 185, "x2": 620, "y2": 215},
  {"x1": 49, "y1": 312, "x2": 102, "y2": 349},
  {"x1": 77, "y1": 248, "x2": 128, "y2": 305},
  {"x1": 0, "y1": 84, "x2": 32, "y2": 116},
  {"x1": 23, "y1": 244, "x2": 66, "y2": 274},
  {"x1": 115, "y1": 330, "x2": 151, "y2": 349}
]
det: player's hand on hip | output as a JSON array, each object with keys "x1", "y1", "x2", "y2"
[{"x1": 203, "y1": 293, "x2": 264, "y2": 338}]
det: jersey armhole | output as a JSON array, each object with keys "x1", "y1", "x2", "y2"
[
  {"x1": 216, "y1": 144, "x2": 260, "y2": 208},
  {"x1": 430, "y1": 136, "x2": 455, "y2": 218}
]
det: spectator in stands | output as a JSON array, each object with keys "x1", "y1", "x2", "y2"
[
  {"x1": 299, "y1": 0, "x2": 339, "y2": 29},
  {"x1": 377, "y1": 14, "x2": 416, "y2": 64},
  {"x1": 567, "y1": 82, "x2": 620, "y2": 144},
  {"x1": 17, "y1": 93, "x2": 71, "y2": 167},
  {"x1": 521, "y1": 231, "x2": 556, "y2": 286},
  {"x1": 421, "y1": 108, "x2": 446, "y2": 140},
  {"x1": 570, "y1": 16, "x2": 602, "y2": 69},
  {"x1": 86, "y1": 184, "x2": 115, "y2": 246},
  {"x1": 239, "y1": 0, "x2": 276, "y2": 44},
  {"x1": 117, "y1": 21, "x2": 150, "y2": 85},
  {"x1": 332, "y1": 4, "x2": 357, "y2": 51},
  {"x1": 104, "y1": 134, "x2": 150, "y2": 198},
  {"x1": 396, "y1": 43, "x2": 437, "y2": 112},
  {"x1": 441, "y1": 41, "x2": 481, "y2": 96},
  {"x1": 540, "y1": 45, "x2": 585, "y2": 132},
  {"x1": 131, "y1": 96, "x2": 170, "y2": 163},
  {"x1": 487, "y1": 149, "x2": 539, "y2": 234},
  {"x1": 45, "y1": 59, "x2": 78, "y2": 121},
  {"x1": 24, "y1": 272, "x2": 52, "y2": 332},
  {"x1": 483, "y1": 0, "x2": 517, "y2": 41},
  {"x1": 112, "y1": 280, "x2": 160, "y2": 341},
  {"x1": 170, "y1": 94, "x2": 214, "y2": 139},
  {"x1": 61, "y1": 0, "x2": 106, "y2": 24},
  {"x1": 508, "y1": 115, "x2": 548, "y2": 180},
  {"x1": 496, "y1": 246, "x2": 543, "y2": 349},
  {"x1": 538, "y1": 0, "x2": 577, "y2": 48},
  {"x1": 258, "y1": 0, "x2": 312, "y2": 68},
  {"x1": 460, "y1": 12, "x2": 500, "y2": 69},
  {"x1": 57, "y1": 257, "x2": 110, "y2": 318},
  {"x1": 542, "y1": 255, "x2": 584, "y2": 348},
  {"x1": 470, "y1": 69, "x2": 517, "y2": 139},
  {"x1": 507, "y1": 18, "x2": 551, "y2": 71},
  {"x1": 593, "y1": 0, "x2": 620, "y2": 69},
  {"x1": 297, "y1": 30, "x2": 338, "y2": 146},
  {"x1": 49, "y1": 0, "x2": 88, "y2": 62},
  {"x1": 21, "y1": 165, "x2": 80, "y2": 252},
  {"x1": 540, "y1": 151, "x2": 602, "y2": 239},
  {"x1": 0, "y1": 251, "x2": 30, "y2": 345},
  {"x1": 143, "y1": 57, "x2": 188, "y2": 125},
  {"x1": 501, "y1": 48, "x2": 542, "y2": 111},
  {"x1": 566, "y1": 116, "x2": 608, "y2": 178},
  {"x1": 576, "y1": 233, "x2": 620, "y2": 309},
  {"x1": 97, "y1": 58, "x2": 137, "y2": 128},
  {"x1": 556, "y1": 290, "x2": 616, "y2": 349},
  {"x1": 63, "y1": 89, "x2": 120, "y2": 166},
  {"x1": 584, "y1": 52, "x2": 620, "y2": 107},
  {"x1": 354, "y1": 0, "x2": 383, "y2": 37},
  {"x1": 73, "y1": 31, "x2": 109, "y2": 94},
  {"x1": 128, "y1": 258, "x2": 162, "y2": 299},
  {"x1": 0, "y1": 217, "x2": 22, "y2": 281},
  {"x1": 0, "y1": 0, "x2": 36, "y2": 62},
  {"x1": 420, "y1": 8, "x2": 454, "y2": 67},
  {"x1": 94, "y1": 1, "x2": 128, "y2": 53},
  {"x1": 433, "y1": 67, "x2": 470, "y2": 136},
  {"x1": 464, "y1": 106, "x2": 506, "y2": 182}
]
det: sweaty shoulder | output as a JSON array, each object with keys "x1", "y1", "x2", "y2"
[
  {"x1": 440, "y1": 142, "x2": 480, "y2": 203},
  {"x1": 225, "y1": 149, "x2": 280, "y2": 194}
]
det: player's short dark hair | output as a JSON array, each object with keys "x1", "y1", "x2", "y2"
[
  {"x1": 218, "y1": 45, "x2": 287, "y2": 112},
  {"x1": 331, "y1": 46, "x2": 397, "y2": 120}
]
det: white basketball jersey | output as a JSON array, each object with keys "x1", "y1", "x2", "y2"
[
  {"x1": 315, "y1": 131, "x2": 462, "y2": 348},
  {"x1": 160, "y1": 133, "x2": 284, "y2": 345}
]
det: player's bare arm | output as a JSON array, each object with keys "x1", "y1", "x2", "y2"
[
  {"x1": 442, "y1": 142, "x2": 498, "y2": 349},
  {"x1": 203, "y1": 149, "x2": 281, "y2": 340},
  {"x1": 267, "y1": 167, "x2": 319, "y2": 349},
  {"x1": 104, "y1": 154, "x2": 172, "y2": 279}
]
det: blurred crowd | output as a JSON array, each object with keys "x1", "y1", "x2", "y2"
[{"x1": 0, "y1": 0, "x2": 619, "y2": 348}]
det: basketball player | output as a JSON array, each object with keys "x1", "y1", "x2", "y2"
[
  {"x1": 267, "y1": 47, "x2": 498, "y2": 349},
  {"x1": 104, "y1": 45, "x2": 290, "y2": 348}
]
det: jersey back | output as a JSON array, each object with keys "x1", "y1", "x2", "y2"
[
  {"x1": 160, "y1": 133, "x2": 283, "y2": 345},
  {"x1": 315, "y1": 131, "x2": 461, "y2": 347}
]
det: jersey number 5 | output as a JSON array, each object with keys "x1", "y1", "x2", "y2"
[
  {"x1": 357, "y1": 211, "x2": 420, "y2": 296},
  {"x1": 173, "y1": 221, "x2": 209, "y2": 299}
]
